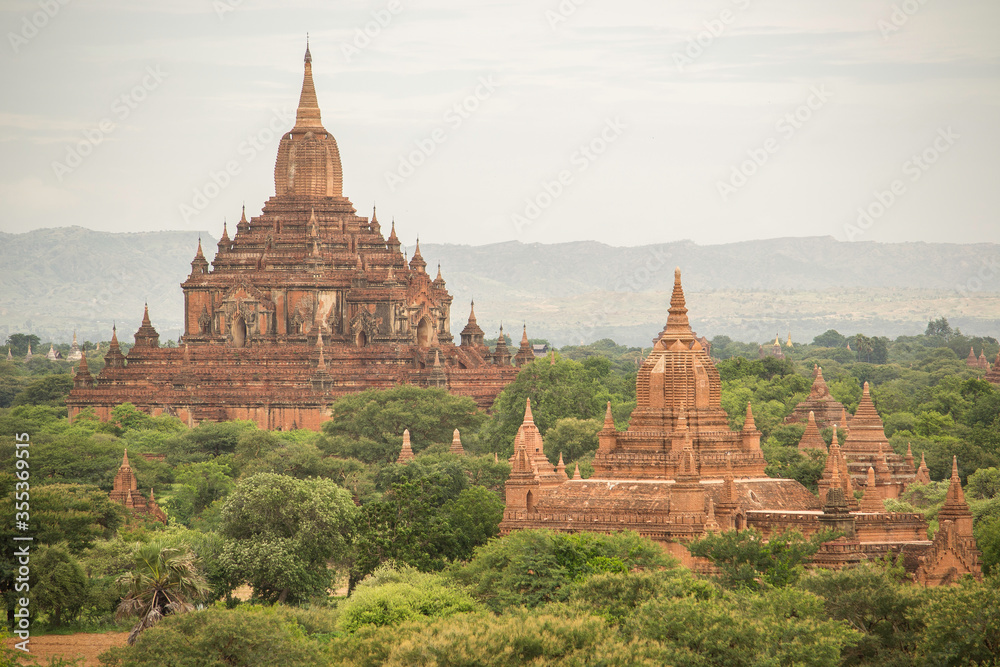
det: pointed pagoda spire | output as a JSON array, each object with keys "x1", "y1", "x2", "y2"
[
  {"x1": 842, "y1": 381, "x2": 888, "y2": 455},
  {"x1": 523, "y1": 397, "x2": 534, "y2": 424},
  {"x1": 556, "y1": 452, "x2": 567, "y2": 479},
  {"x1": 110, "y1": 323, "x2": 119, "y2": 347},
  {"x1": 905, "y1": 442, "x2": 915, "y2": 470},
  {"x1": 433, "y1": 262, "x2": 446, "y2": 288},
  {"x1": 460, "y1": 299, "x2": 485, "y2": 348},
  {"x1": 572, "y1": 462, "x2": 582, "y2": 480},
  {"x1": 142, "y1": 303, "x2": 151, "y2": 327},
  {"x1": 809, "y1": 366, "x2": 831, "y2": 399},
  {"x1": 492, "y1": 324, "x2": 512, "y2": 366},
  {"x1": 236, "y1": 203, "x2": 250, "y2": 235},
  {"x1": 947, "y1": 456, "x2": 964, "y2": 504},
  {"x1": 450, "y1": 429, "x2": 465, "y2": 456},
  {"x1": 409, "y1": 237, "x2": 426, "y2": 272},
  {"x1": 396, "y1": 429, "x2": 415, "y2": 463},
  {"x1": 134, "y1": 303, "x2": 160, "y2": 348},
  {"x1": 387, "y1": 219, "x2": 400, "y2": 248},
  {"x1": 916, "y1": 451, "x2": 931, "y2": 484},
  {"x1": 602, "y1": 401, "x2": 615, "y2": 431},
  {"x1": 937, "y1": 456, "x2": 975, "y2": 535},
  {"x1": 370, "y1": 204, "x2": 381, "y2": 234},
  {"x1": 860, "y1": 466, "x2": 882, "y2": 512},
  {"x1": 293, "y1": 37, "x2": 325, "y2": 132},
  {"x1": 657, "y1": 267, "x2": 693, "y2": 345},
  {"x1": 190, "y1": 237, "x2": 209, "y2": 276},
  {"x1": 220, "y1": 219, "x2": 230, "y2": 243},
  {"x1": 742, "y1": 402, "x2": 756, "y2": 432},
  {"x1": 122, "y1": 448, "x2": 131, "y2": 469},
  {"x1": 73, "y1": 350, "x2": 94, "y2": 389},
  {"x1": 798, "y1": 410, "x2": 826, "y2": 450},
  {"x1": 514, "y1": 323, "x2": 534, "y2": 367}
]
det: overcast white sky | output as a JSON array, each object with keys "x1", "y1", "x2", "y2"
[{"x1": 1, "y1": 0, "x2": 997, "y2": 248}]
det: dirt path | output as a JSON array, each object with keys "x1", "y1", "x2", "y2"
[{"x1": 4, "y1": 632, "x2": 127, "y2": 666}]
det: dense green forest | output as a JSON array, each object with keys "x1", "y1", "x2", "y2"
[{"x1": 1, "y1": 320, "x2": 999, "y2": 666}]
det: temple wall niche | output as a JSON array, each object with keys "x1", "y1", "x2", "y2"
[{"x1": 316, "y1": 292, "x2": 337, "y2": 329}]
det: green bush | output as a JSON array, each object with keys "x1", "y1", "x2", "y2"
[{"x1": 337, "y1": 564, "x2": 480, "y2": 633}]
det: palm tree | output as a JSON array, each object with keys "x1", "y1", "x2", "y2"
[{"x1": 116, "y1": 540, "x2": 210, "y2": 645}]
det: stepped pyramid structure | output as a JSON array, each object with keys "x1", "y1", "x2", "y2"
[
  {"x1": 501, "y1": 269, "x2": 981, "y2": 583},
  {"x1": 109, "y1": 450, "x2": 166, "y2": 524},
  {"x1": 839, "y1": 382, "x2": 916, "y2": 492},
  {"x1": 67, "y1": 46, "x2": 525, "y2": 430},
  {"x1": 785, "y1": 365, "x2": 846, "y2": 428}
]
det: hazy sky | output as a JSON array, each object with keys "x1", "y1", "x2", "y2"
[{"x1": 2, "y1": 0, "x2": 997, "y2": 248}]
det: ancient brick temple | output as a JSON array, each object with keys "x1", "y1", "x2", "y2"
[
  {"x1": 110, "y1": 449, "x2": 166, "y2": 524},
  {"x1": 501, "y1": 269, "x2": 981, "y2": 584},
  {"x1": 986, "y1": 351, "x2": 1000, "y2": 386},
  {"x1": 67, "y1": 46, "x2": 529, "y2": 430},
  {"x1": 785, "y1": 365, "x2": 847, "y2": 429}
]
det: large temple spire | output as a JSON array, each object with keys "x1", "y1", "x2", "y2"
[
  {"x1": 656, "y1": 268, "x2": 694, "y2": 345},
  {"x1": 274, "y1": 44, "x2": 343, "y2": 198},
  {"x1": 294, "y1": 38, "x2": 325, "y2": 132}
]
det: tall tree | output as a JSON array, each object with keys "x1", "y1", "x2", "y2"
[{"x1": 220, "y1": 474, "x2": 358, "y2": 603}]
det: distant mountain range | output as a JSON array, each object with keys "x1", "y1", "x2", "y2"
[{"x1": 2, "y1": 227, "x2": 998, "y2": 348}]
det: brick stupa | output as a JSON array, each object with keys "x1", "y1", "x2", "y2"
[
  {"x1": 785, "y1": 365, "x2": 846, "y2": 429},
  {"x1": 500, "y1": 269, "x2": 981, "y2": 584},
  {"x1": 109, "y1": 449, "x2": 166, "y2": 524},
  {"x1": 839, "y1": 381, "x2": 916, "y2": 492},
  {"x1": 67, "y1": 46, "x2": 528, "y2": 430}
]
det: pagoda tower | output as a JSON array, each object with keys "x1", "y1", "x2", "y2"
[{"x1": 67, "y1": 45, "x2": 524, "y2": 429}]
